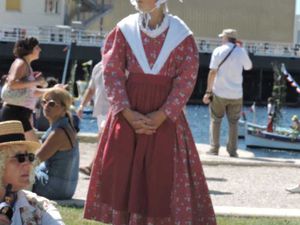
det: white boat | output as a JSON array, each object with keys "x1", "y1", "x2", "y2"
[
  {"x1": 245, "y1": 124, "x2": 300, "y2": 150},
  {"x1": 238, "y1": 120, "x2": 266, "y2": 138}
]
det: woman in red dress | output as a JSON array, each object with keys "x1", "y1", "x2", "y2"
[{"x1": 84, "y1": 0, "x2": 216, "y2": 224}]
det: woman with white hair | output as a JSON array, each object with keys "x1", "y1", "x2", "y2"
[
  {"x1": 84, "y1": 0, "x2": 216, "y2": 224},
  {"x1": 0, "y1": 120, "x2": 64, "y2": 224}
]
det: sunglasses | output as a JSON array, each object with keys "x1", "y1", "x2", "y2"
[
  {"x1": 13, "y1": 153, "x2": 35, "y2": 163},
  {"x1": 41, "y1": 99, "x2": 58, "y2": 108}
]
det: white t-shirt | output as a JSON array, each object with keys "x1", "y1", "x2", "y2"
[
  {"x1": 88, "y1": 62, "x2": 110, "y2": 118},
  {"x1": 209, "y1": 42, "x2": 252, "y2": 99},
  {"x1": 267, "y1": 103, "x2": 275, "y2": 116}
]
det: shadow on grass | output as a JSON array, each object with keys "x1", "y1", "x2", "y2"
[
  {"x1": 56, "y1": 199, "x2": 85, "y2": 207},
  {"x1": 207, "y1": 177, "x2": 227, "y2": 182},
  {"x1": 210, "y1": 190, "x2": 233, "y2": 195}
]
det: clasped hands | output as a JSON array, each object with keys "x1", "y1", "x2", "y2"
[{"x1": 122, "y1": 108, "x2": 167, "y2": 135}]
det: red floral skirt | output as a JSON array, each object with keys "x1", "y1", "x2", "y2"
[
  {"x1": 84, "y1": 74, "x2": 216, "y2": 225},
  {"x1": 99, "y1": 74, "x2": 175, "y2": 217}
]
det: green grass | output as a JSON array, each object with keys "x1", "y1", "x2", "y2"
[
  {"x1": 58, "y1": 206, "x2": 300, "y2": 225},
  {"x1": 58, "y1": 206, "x2": 103, "y2": 225},
  {"x1": 217, "y1": 216, "x2": 300, "y2": 225}
]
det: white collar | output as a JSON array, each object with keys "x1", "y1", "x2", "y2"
[
  {"x1": 138, "y1": 13, "x2": 170, "y2": 38},
  {"x1": 118, "y1": 13, "x2": 193, "y2": 75}
]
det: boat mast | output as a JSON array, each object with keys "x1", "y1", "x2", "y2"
[{"x1": 270, "y1": 62, "x2": 287, "y2": 130}]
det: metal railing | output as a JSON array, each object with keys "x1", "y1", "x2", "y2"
[
  {"x1": 195, "y1": 37, "x2": 300, "y2": 58},
  {"x1": 1, "y1": 25, "x2": 299, "y2": 58},
  {"x1": 0, "y1": 25, "x2": 105, "y2": 47}
]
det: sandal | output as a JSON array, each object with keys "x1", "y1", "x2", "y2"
[{"x1": 79, "y1": 166, "x2": 91, "y2": 176}]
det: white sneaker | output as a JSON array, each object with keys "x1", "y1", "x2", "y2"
[{"x1": 286, "y1": 184, "x2": 300, "y2": 193}]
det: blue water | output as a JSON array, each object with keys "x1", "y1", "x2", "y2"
[{"x1": 80, "y1": 105, "x2": 300, "y2": 158}]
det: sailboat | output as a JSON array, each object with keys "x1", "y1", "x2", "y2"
[{"x1": 244, "y1": 63, "x2": 300, "y2": 150}]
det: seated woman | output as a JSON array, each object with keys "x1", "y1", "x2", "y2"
[
  {"x1": 32, "y1": 88, "x2": 79, "y2": 200},
  {"x1": 34, "y1": 77, "x2": 59, "y2": 131},
  {"x1": 34, "y1": 77, "x2": 80, "y2": 132},
  {"x1": 0, "y1": 120, "x2": 64, "y2": 224},
  {"x1": 291, "y1": 115, "x2": 300, "y2": 132}
]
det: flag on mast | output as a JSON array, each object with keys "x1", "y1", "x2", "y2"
[
  {"x1": 249, "y1": 102, "x2": 256, "y2": 123},
  {"x1": 249, "y1": 102, "x2": 256, "y2": 113}
]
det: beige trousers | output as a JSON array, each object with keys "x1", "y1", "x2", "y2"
[{"x1": 209, "y1": 94, "x2": 242, "y2": 154}]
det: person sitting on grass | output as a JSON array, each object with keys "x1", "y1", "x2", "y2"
[
  {"x1": 32, "y1": 88, "x2": 79, "y2": 200},
  {"x1": 0, "y1": 120, "x2": 64, "y2": 224}
]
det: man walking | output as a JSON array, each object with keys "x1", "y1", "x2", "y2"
[
  {"x1": 77, "y1": 61, "x2": 110, "y2": 175},
  {"x1": 202, "y1": 28, "x2": 252, "y2": 157}
]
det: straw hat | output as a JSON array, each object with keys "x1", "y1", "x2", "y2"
[{"x1": 0, "y1": 120, "x2": 41, "y2": 152}]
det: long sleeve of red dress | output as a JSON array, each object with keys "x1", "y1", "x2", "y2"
[
  {"x1": 160, "y1": 36, "x2": 199, "y2": 122},
  {"x1": 102, "y1": 28, "x2": 130, "y2": 116}
]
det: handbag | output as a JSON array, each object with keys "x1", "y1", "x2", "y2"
[{"x1": 1, "y1": 83, "x2": 31, "y2": 105}]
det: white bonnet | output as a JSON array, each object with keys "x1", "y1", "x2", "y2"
[{"x1": 130, "y1": 0, "x2": 183, "y2": 9}]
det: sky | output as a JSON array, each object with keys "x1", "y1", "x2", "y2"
[{"x1": 297, "y1": 0, "x2": 300, "y2": 14}]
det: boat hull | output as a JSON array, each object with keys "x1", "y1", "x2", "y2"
[
  {"x1": 238, "y1": 120, "x2": 266, "y2": 138},
  {"x1": 245, "y1": 126, "x2": 300, "y2": 150}
]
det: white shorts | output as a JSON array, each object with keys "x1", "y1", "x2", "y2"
[{"x1": 97, "y1": 114, "x2": 107, "y2": 131}]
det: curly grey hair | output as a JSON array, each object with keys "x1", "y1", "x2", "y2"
[{"x1": 0, "y1": 145, "x2": 38, "y2": 190}]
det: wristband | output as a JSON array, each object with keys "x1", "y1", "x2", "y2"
[{"x1": 205, "y1": 91, "x2": 212, "y2": 94}]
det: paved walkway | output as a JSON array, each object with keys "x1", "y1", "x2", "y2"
[{"x1": 56, "y1": 133, "x2": 300, "y2": 218}]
